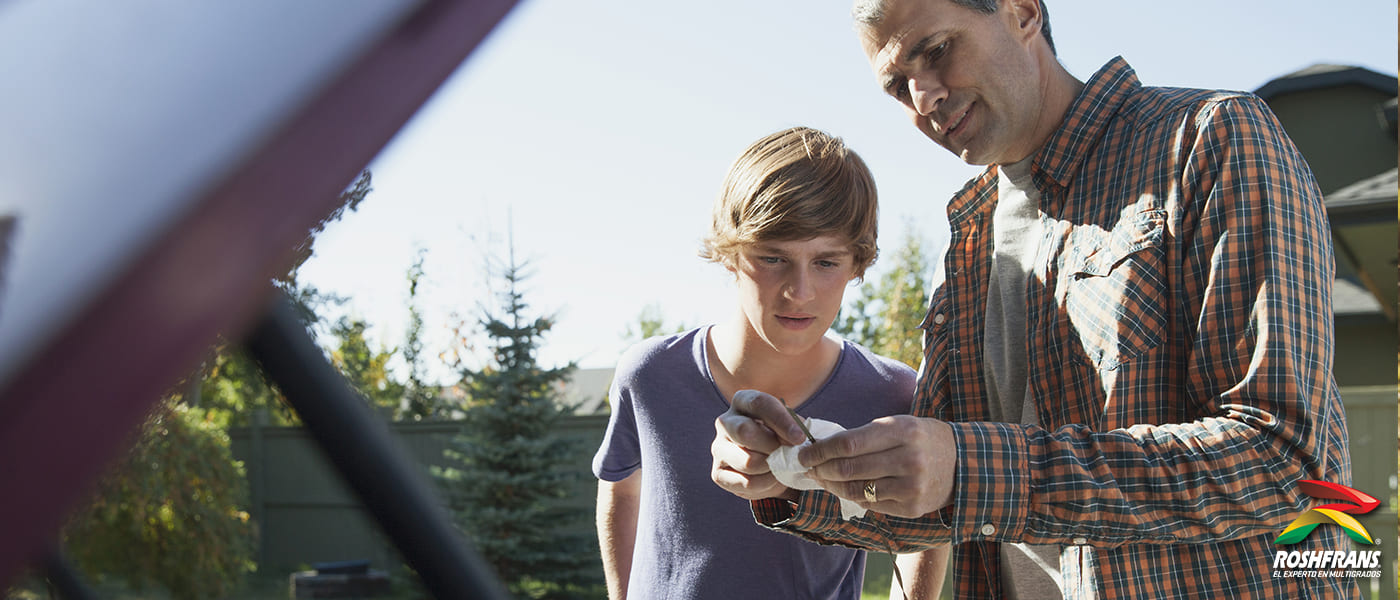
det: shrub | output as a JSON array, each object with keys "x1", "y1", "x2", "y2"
[{"x1": 64, "y1": 399, "x2": 257, "y2": 599}]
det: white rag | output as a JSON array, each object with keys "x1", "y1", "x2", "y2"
[{"x1": 766, "y1": 417, "x2": 867, "y2": 520}]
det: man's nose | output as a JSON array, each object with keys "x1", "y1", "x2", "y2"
[{"x1": 908, "y1": 73, "x2": 945, "y2": 117}]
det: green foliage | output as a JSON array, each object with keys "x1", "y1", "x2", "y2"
[
  {"x1": 63, "y1": 399, "x2": 257, "y2": 600},
  {"x1": 621, "y1": 303, "x2": 687, "y2": 344},
  {"x1": 400, "y1": 249, "x2": 447, "y2": 420},
  {"x1": 330, "y1": 316, "x2": 406, "y2": 418},
  {"x1": 194, "y1": 284, "x2": 345, "y2": 428},
  {"x1": 196, "y1": 344, "x2": 298, "y2": 428},
  {"x1": 835, "y1": 225, "x2": 933, "y2": 368},
  {"x1": 435, "y1": 248, "x2": 599, "y2": 598}
]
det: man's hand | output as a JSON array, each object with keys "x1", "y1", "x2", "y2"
[
  {"x1": 800, "y1": 415, "x2": 957, "y2": 519},
  {"x1": 711, "y1": 390, "x2": 808, "y2": 501}
]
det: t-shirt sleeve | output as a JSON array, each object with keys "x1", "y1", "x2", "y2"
[
  {"x1": 591, "y1": 374, "x2": 642, "y2": 482},
  {"x1": 863, "y1": 347, "x2": 919, "y2": 416}
]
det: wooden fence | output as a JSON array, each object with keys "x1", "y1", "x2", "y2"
[
  {"x1": 1341, "y1": 386, "x2": 1398, "y2": 600},
  {"x1": 228, "y1": 413, "x2": 610, "y2": 574},
  {"x1": 230, "y1": 387, "x2": 1397, "y2": 599}
]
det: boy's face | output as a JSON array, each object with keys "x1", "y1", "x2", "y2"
[{"x1": 729, "y1": 235, "x2": 857, "y2": 356}]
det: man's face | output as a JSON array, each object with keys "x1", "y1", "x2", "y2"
[{"x1": 860, "y1": 0, "x2": 1044, "y2": 165}]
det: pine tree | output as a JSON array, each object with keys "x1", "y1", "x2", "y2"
[{"x1": 436, "y1": 243, "x2": 597, "y2": 598}]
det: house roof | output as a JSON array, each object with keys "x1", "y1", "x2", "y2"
[
  {"x1": 1255, "y1": 64, "x2": 1398, "y2": 100},
  {"x1": 555, "y1": 367, "x2": 614, "y2": 415},
  {"x1": 1326, "y1": 168, "x2": 1397, "y2": 321},
  {"x1": 1326, "y1": 168, "x2": 1398, "y2": 225},
  {"x1": 1334, "y1": 275, "x2": 1385, "y2": 317}
]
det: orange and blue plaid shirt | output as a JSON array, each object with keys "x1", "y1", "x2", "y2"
[{"x1": 755, "y1": 58, "x2": 1357, "y2": 598}]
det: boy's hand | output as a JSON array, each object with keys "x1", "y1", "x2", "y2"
[{"x1": 710, "y1": 390, "x2": 808, "y2": 500}]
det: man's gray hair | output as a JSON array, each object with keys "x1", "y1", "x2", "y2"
[{"x1": 853, "y1": 0, "x2": 1056, "y2": 56}]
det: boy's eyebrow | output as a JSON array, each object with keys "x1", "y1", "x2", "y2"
[{"x1": 752, "y1": 244, "x2": 853, "y2": 259}]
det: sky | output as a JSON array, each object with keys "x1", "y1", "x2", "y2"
[{"x1": 296, "y1": 0, "x2": 1398, "y2": 383}]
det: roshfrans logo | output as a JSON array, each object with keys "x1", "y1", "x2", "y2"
[
  {"x1": 1274, "y1": 480, "x2": 1379, "y2": 545},
  {"x1": 1271, "y1": 481, "x2": 1383, "y2": 580}
]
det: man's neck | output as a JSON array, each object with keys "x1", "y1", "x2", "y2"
[{"x1": 1005, "y1": 58, "x2": 1085, "y2": 166}]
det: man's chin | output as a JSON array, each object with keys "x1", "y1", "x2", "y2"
[
  {"x1": 957, "y1": 149, "x2": 992, "y2": 166},
  {"x1": 925, "y1": 136, "x2": 989, "y2": 166}
]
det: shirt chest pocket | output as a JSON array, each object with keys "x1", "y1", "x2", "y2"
[{"x1": 1058, "y1": 209, "x2": 1168, "y2": 370}]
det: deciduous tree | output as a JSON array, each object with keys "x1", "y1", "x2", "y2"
[
  {"x1": 64, "y1": 399, "x2": 256, "y2": 599},
  {"x1": 835, "y1": 225, "x2": 933, "y2": 369},
  {"x1": 399, "y1": 249, "x2": 443, "y2": 420},
  {"x1": 329, "y1": 316, "x2": 404, "y2": 418}
]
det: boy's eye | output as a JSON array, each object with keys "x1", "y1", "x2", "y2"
[{"x1": 760, "y1": 256, "x2": 783, "y2": 264}]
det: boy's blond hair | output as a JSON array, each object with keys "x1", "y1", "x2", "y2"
[{"x1": 699, "y1": 126, "x2": 879, "y2": 279}]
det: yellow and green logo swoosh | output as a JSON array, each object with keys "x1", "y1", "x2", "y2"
[{"x1": 1274, "y1": 480, "x2": 1379, "y2": 545}]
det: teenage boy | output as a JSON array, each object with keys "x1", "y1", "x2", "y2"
[{"x1": 593, "y1": 126, "x2": 947, "y2": 599}]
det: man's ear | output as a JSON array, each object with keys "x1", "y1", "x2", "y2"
[{"x1": 1004, "y1": 0, "x2": 1043, "y2": 45}]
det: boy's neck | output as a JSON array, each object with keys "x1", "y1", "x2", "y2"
[{"x1": 707, "y1": 321, "x2": 842, "y2": 408}]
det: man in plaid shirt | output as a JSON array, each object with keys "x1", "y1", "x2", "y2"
[{"x1": 710, "y1": 0, "x2": 1358, "y2": 598}]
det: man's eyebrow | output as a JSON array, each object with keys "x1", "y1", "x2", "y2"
[
  {"x1": 902, "y1": 33, "x2": 940, "y2": 66},
  {"x1": 876, "y1": 32, "x2": 941, "y2": 93}
]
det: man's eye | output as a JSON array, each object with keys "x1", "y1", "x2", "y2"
[
  {"x1": 886, "y1": 80, "x2": 909, "y2": 102},
  {"x1": 926, "y1": 41, "x2": 949, "y2": 63}
]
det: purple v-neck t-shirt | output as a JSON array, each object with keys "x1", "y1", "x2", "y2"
[{"x1": 593, "y1": 326, "x2": 916, "y2": 599}]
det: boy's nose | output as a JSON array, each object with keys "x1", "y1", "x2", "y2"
[{"x1": 784, "y1": 268, "x2": 816, "y2": 303}]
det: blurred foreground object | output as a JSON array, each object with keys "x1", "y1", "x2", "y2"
[{"x1": 0, "y1": 1, "x2": 519, "y2": 596}]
